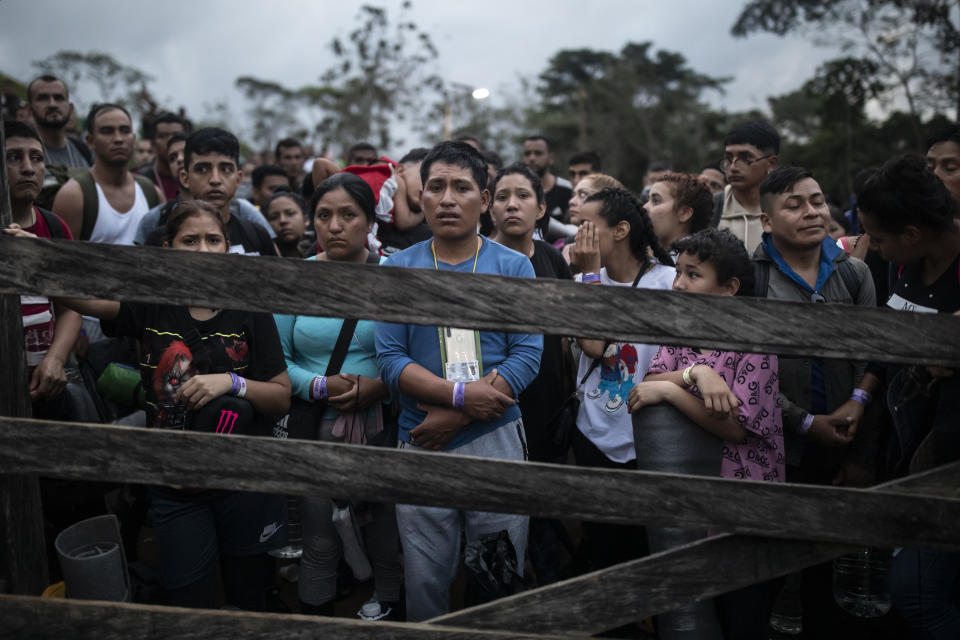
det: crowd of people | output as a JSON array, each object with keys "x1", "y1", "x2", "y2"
[{"x1": 4, "y1": 72, "x2": 960, "y2": 639}]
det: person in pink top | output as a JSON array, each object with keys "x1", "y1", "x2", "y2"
[{"x1": 628, "y1": 227, "x2": 784, "y2": 640}]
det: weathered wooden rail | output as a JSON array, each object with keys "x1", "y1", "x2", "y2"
[{"x1": 1, "y1": 233, "x2": 959, "y2": 637}]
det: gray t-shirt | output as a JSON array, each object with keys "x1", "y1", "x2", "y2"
[
  {"x1": 43, "y1": 138, "x2": 91, "y2": 184},
  {"x1": 44, "y1": 139, "x2": 91, "y2": 169}
]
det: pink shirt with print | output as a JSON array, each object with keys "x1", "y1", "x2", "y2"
[{"x1": 647, "y1": 346, "x2": 785, "y2": 483}]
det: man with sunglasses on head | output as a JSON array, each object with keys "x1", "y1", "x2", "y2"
[
  {"x1": 712, "y1": 120, "x2": 780, "y2": 253},
  {"x1": 753, "y1": 165, "x2": 880, "y2": 638}
]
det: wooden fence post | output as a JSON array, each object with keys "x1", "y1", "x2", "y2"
[{"x1": 0, "y1": 112, "x2": 48, "y2": 595}]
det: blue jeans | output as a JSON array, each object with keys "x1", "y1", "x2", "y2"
[
  {"x1": 395, "y1": 420, "x2": 529, "y2": 622},
  {"x1": 890, "y1": 548, "x2": 960, "y2": 639}
]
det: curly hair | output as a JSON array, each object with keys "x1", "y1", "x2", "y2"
[
  {"x1": 856, "y1": 154, "x2": 957, "y2": 234},
  {"x1": 672, "y1": 228, "x2": 755, "y2": 296},
  {"x1": 654, "y1": 172, "x2": 715, "y2": 234},
  {"x1": 585, "y1": 187, "x2": 673, "y2": 267}
]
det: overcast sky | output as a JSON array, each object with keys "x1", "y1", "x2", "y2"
[{"x1": 0, "y1": 0, "x2": 836, "y2": 156}]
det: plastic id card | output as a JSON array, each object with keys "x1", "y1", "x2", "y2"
[{"x1": 439, "y1": 327, "x2": 482, "y2": 382}]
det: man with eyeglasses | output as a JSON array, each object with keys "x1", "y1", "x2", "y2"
[
  {"x1": 753, "y1": 165, "x2": 880, "y2": 638},
  {"x1": 711, "y1": 120, "x2": 780, "y2": 253}
]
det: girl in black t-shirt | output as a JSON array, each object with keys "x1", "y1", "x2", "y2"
[
  {"x1": 16, "y1": 200, "x2": 293, "y2": 610},
  {"x1": 857, "y1": 154, "x2": 960, "y2": 639}
]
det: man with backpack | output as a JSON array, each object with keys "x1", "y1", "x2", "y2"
[
  {"x1": 753, "y1": 165, "x2": 879, "y2": 638},
  {"x1": 51, "y1": 103, "x2": 163, "y2": 244},
  {"x1": 3, "y1": 120, "x2": 85, "y2": 419}
]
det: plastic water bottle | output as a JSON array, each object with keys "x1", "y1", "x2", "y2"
[
  {"x1": 358, "y1": 599, "x2": 392, "y2": 621},
  {"x1": 833, "y1": 547, "x2": 892, "y2": 618}
]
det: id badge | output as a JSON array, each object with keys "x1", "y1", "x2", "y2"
[{"x1": 441, "y1": 327, "x2": 481, "y2": 382}]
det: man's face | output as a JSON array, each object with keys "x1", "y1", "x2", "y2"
[
  {"x1": 722, "y1": 143, "x2": 776, "y2": 192},
  {"x1": 153, "y1": 122, "x2": 185, "y2": 161},
  {"x1": 568, "y1": 163, "x2": 593, "y2": 187},
  {"x1": 421, "y1": 162, "x2": 489, "y2": 241},
  {"x1": 348, "y1": 149, "x2": 378, "y2": 166},
  {"x1": 760, "y1": 177, "x2": 830, "y2": 251},
  {"x1": 86, "y1": 108, "x2": 135, "y2": 167},
  {"x1": 166, "y1": 140, "x2": 186, "y2": 177},
  {"x1": 181, "y1": 152, "x2": 242, "y2": 211},
  {"x1": 28, "y1": 79, "x2": 71, "y2": 129},
  {"x1": 926, "y1": 141, "x2": 960, "y2": 205},
  {"x1": 135, "y1": 140, "x2": 155, "y2": 166},
  {"x1": 522, "y1": 139, "x2": 551, "y2": 177},
  {"x1": 699, "y1": 168, "x2": 725, "y2": 194},
  {"x1": 5, "y1": 136, "x2": 45, "y2": 205},
  {"x1": 278, "y1": 145, "x2": 304, "y2": 179},
  {"x1": 253, "y1": 174, "x2": 290, "y2": 209}
]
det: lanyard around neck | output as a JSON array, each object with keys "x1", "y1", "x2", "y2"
[{"x1": 431, "y1": 237, "x2": 481, "y2": 273}]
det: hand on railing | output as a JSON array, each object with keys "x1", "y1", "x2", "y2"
[{"x1": 2, "y1": 223, "x2": 38, "y2": 239}]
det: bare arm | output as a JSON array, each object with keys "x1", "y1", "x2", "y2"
[
  {"x1": 57, "y1": 297, "x2": 121, "y2": 321},
  {"x1": 154, "y1": 183, "x2": 166, "y2": 204},
  {"x1": 51, "y1": 179, "x2": 84, "y2": 239},
  {"x1": 177, "y1": 370, "x2": 292, "y2": 415},
  {"x1": 629, "y1": 380, "x2": 747, "y2": 442}
]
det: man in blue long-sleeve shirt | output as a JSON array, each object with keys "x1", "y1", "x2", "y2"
[{"x1": 375, "y1": 141, "x2": 542, "y2": 620}]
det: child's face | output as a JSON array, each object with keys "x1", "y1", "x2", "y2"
[{"x1": 673, "y1": 252, "x2": 737, "y2": 296}]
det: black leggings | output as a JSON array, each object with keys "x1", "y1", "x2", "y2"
[{"x1": 166, "y1": 553, "x2": 273, "y2": 610}]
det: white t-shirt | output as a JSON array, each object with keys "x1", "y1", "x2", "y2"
[{"x1": 574, "y1": 262, "x2": 676, "y2": 463}]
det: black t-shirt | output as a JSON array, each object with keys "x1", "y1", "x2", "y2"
[
  {"x1": 887, "y1": 253, "x2": 960, "y2": 315},
  {"x1": 535, "y1": 180, "x2": 573, "y2": 237},
  {"x1": 378, "y1": 220, "x2": 433, "y2": 256},
  {"x1": 227, "y1": 216, "x2": 278, "y2": 257},
  {"x1": 104, "y1": 303, "x2": 286, "y2": 430},
  {"x1": 518, "y1": 241, "x2": 573, "y2": 461}
]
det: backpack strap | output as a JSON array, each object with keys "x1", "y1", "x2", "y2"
[
  {"x1": 69, "y1": 137, "x2": 94, "y2": 166},
  {"x1": 133, "y1": 174, "x2": 160, "y2": 209},
  {"x1": 75, "y1": 171, "x2": 99, "y2": 241},
  {"x1": 325, "y1": 319, "x2": 359, "y2": 377},
  {"x1": 753, "y1": 260, "x2": 771, "y2": 298},
  {"x1": 36, "y1": 208, "x2": 66, "y2": 240},
  {"x1": 836, "y1": 257, "x2": 862, "y2": 302}
]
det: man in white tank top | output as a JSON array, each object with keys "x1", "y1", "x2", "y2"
[{"x1": 52, "y1": 103, "x2": 164, "y2": 245}]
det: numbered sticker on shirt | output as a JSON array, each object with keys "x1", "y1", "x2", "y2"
[{"x1": 443, "y1": 327, "x2": 481, "y2": 382}]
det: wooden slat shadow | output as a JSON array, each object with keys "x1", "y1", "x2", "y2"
[
  {"x1": 431, "y1": 462, "x2": 960, "y2": 635},
  {"x1": 2, "y1": 418, "x2": 960, "y2": 552},
  {"x1": 0, "y1": 594, "x2": 578, "y2": 639},
  {"x1": 1, "y1": 235, "x2": 959, "y2": 366}
]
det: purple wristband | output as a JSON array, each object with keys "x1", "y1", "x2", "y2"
[
  {"x1": 312, "y1": 376, "x2": 327, "y2": 401},
  {"x1": 582, "y1": 272, "x2": 601, "y2": 284},
  {"x1": 229, "y1": 372, "x2": 239, "y2": 395},
  {"x1": 453, "y1": 382, "x2": 466, "y2": 410},
  {"x1": 850, "y1": 389, "x2": 871, "y2": 405},
  {"x1": 800, "y1": 413, "x2": 815, "y2": 434}
]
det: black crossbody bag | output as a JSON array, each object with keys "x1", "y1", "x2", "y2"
[{"x1": 281, "y1": 318, "x2": 359, "y2": 441}]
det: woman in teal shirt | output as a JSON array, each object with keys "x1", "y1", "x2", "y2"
[{"x1": 274, "y1": 173, "x2": 401, "y2": 618}]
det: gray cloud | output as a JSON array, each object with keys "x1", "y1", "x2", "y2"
[{"x1": 1, "y1": 0, "x2": 837, "y2": 155}]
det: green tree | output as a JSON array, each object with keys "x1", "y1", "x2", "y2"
[
  {"x1": 732, "y1": 0, "x2": 960, "y2": 147},
  {"x1": 32, "y1": 50, "x2": 156, "y2": 123},
  {"x1": 528, "y1": 42, "x2": 730, "y2": 190},
  {"x1": 316, "y1": 2, "x2": 441, "y2": 153},
  {"x1": 234, "y1": 76, "x2": 298, "y2": 152}
]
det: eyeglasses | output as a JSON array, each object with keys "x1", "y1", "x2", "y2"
[{"x1": 721, "y1": 153, "x2": 774, "y2": 169}]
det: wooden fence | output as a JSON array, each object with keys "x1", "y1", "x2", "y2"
[{"x1": 1, "y1": 234, "x2": 959, "y2": 638}]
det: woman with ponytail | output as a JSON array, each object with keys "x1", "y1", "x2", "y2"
[{"x1": 568, "y1": 187, "x2": 674, "y2": 573}]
